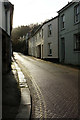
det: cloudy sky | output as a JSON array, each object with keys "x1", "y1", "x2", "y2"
[{"x1": 9, "y1": 0, "x2": 72, "y2": 28}]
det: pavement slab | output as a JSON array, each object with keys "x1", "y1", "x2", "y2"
[
  {"x1": 2, "y1": 70, "x2": 21, "y2": 119},
  {"x1": 2, "y1": 59, "x2": 31, "y2": 120},
  {"x1": 14, "y1": 60, "x2": 31, "y2": 119}
]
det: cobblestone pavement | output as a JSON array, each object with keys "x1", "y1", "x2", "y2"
[
  {"x1": 15, "y1": 60, "x2": 47, "y2": 119},
  {"x1": 14, "y1": 52, "x2": 79, "y2": 119}
]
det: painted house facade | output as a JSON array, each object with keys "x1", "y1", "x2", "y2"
[
  {"x1": 28, "y1": 16, "x2": 59, "y2": 61},
  {"x1": 0, "y1": 0, "x2": 14, "y2": 73},
  {"x1": 58, "y1": 2, "x2": 80, "y2": 65}
]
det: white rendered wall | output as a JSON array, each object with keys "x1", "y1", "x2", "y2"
[
  {"x1": 43, "y1": 17, "x2": 58, "y2": 59},
  {"x1": 0, "y1": 1, "x2": 10, "y2": 36}
]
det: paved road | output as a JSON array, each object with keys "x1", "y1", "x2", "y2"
[{"x1": 14, "y1": 52, "x2": 79, "y2": 119}]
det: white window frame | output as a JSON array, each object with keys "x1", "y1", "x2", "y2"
[
  {"x1": 42, "y1": 29, "x2": 43, "y2": 38},
  {"x1": 39, "y1": 31, "x2": 41, "y2": 37},
  {"x1": 74, "y1": 4, "x2": 80, "y2": 23},
  {"x1": 74, "y1": 34, "x2": 80, "y2": 51},
  {"x1": 61, "y1": 14, "x2": 65, "y2": 29},
  {"x1": 48, "y1": 43, "x2": 52, "y2": 56},
  {"x1": 48, "y1": 24, "x2": 52, "y2": 37}
]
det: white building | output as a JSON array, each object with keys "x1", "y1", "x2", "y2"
[
  {"x1": 0, "y1": 0, "x2": 13, "y2": 35},
  {"x1": 58, "y1": 2, "x2": 80, "y2": 65},
  {"x1": 0, "y1": 0, "x2": 14, "y2": 73},
  {"x1": 28, "y1": 16, "x2": 59, "y2": 61}
]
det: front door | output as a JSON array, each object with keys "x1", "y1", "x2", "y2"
[
  {"x1": 42, "y1": 45, "x2": 43, "y2": 59},
  {"x1": 38, "y1": 45, "x2": 41, "y2": 58},
  {"x1": 61, "y1": 38, "x2": 65, "y2": 63}
]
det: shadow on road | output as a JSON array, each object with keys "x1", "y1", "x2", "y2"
[{"x1": 2, "y1": 71, "x2": 21, "y2": 119}]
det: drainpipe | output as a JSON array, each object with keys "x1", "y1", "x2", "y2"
[
  {"x1": 58, "y1": 15, "x2": 59, "y2": 63},
  {"x1": 5, "y1": 9, "x2": 7, "y2": 32}
]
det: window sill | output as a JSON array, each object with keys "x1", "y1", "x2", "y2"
[
  {"x1": 48, "y1": 54, "x2": 52, "y2": 56},
  {"x1": 74, "y1": 49, "x2": 80, "y2": 52},
  {"x1": 61, "y1": 28, "x2": 65, "y2": 31},
  {"x1": 48, "y1": 35, "x2": 52, "y2": 37},
  {"x1": 74, "y1": 21, "x2": 80, "y2": 25}
]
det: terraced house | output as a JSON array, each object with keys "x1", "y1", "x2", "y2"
[
  {"x1": 0, "y1": 0, "x2": 14, "y2": 73},
  {"x1": 58, "y1": 2, "x2": 80, "y2": 65},
  {"x1": 28, "y1": 16, "x2": 59, "y2": 61}
]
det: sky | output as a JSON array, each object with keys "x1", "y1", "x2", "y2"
[{"x1": 9, "y1": 0, "x2": 72, "y2": 28}]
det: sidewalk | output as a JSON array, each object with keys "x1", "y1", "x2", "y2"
[{"x1": 2, "y1": 58, "x2": 31, "y2": 119}]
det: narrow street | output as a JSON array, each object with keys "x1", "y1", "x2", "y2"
[{"x1": 14, "y1": 52, "x2": 79, "y2": 119}]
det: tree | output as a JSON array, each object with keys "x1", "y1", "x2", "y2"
[{"x1": 11, "y1": 24, "x2": 40, "y2": 54}]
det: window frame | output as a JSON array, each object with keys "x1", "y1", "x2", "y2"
[
  {"x1": 74, "y1": 33, "x2": 80, "y2": 51},
  {"x1": 74, "y1": 4, "x2": 80, "y2": 23},
  {"x1": 61, "y1": 14, "x2": 65, "y2": 29},
  {"x1": 48, "y1": 43, "x2": 52, "y2": 56},
  {"x1": 39, "y1": 30, "x2": 41, "y2": 37},
  {"x1": 48, "y1": 24, "x2": 52, "y2": 37},
  {"x1": 42, "y1": 29, "x2": 43, "y2": 38}
]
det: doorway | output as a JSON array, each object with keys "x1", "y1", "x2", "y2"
[
  {"x1": 38, "y1": 45, "x2": 41, "y2": 58},
  {"x1": 61, "y1": 37, "x2": 65, "y2": 63}
]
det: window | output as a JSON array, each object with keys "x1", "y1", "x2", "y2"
[
  {"x1": 74, "y1": 34, "x2": 80, "y2": 51},
  {"x1": 4, "y1": 2, "x2": 9, "y2": 32},
  {"x1": 35, "y1": 35, "x2": 37, "y2": 41},
  {"x1": 61, "y1": 14, "x2": 65, "y2": 29},
  {"x1": 48, "y1": 24, "x2": 52, "y2": 37},
  {"x1": 5, "y1": 10, "x2": 7, "y2": 32},
  {"x1": 39, "y1": 31, "x2": 41, "y2": 37},
  {"x1": 48, "y1": 43, "x2": 52, "y2": 55},
  {"x1": 74, "y1": 4, "x2": 80, "y2": 23},
  {"x1": 42, "y1": 29, "x2": 43, "y2": 38}
]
